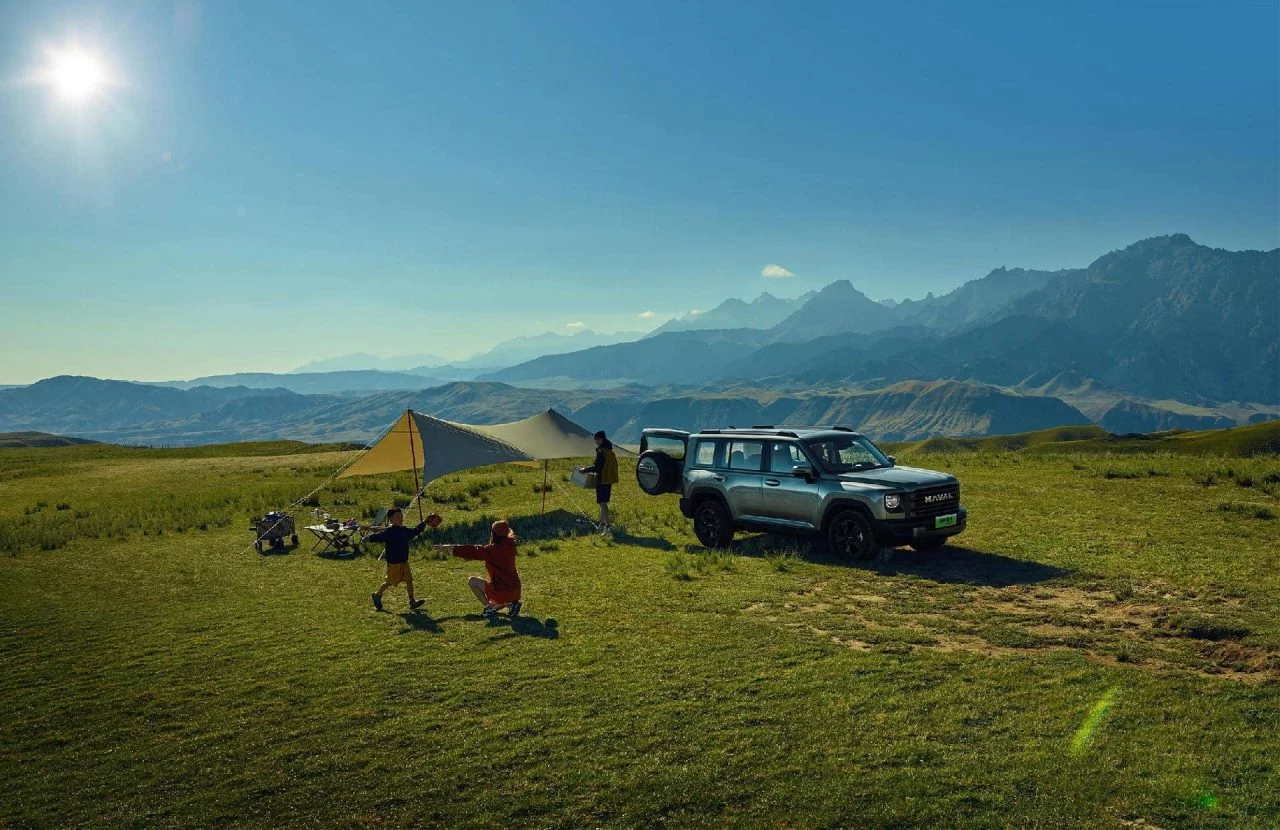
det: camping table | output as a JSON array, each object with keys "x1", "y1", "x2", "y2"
[{"x1": 304, "y1": 523, "x2": 362, "y2": 556}]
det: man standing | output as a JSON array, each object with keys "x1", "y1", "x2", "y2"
[
  {"x1": 367, "y1": 507, "x2": 441, "y2": 611},
  {"x1": 579, "y1": 430, "x2": 619, "y2": 534}
]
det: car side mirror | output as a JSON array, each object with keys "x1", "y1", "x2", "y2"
[
  {"x1": 792, "y1": 464, "x2": 813, "y2": 480},
  {"x1": 886, "y1": 455, "x2": 897, "y2": 466}
]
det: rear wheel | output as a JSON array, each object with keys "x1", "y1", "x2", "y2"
[
  {"x1": 826, "y1": 510, "x2": 877, "y2": 561},
  {"x1": 910, "y1": 537, "x2": 946, "y2": 553},
  {"x1": 291, "y1": 533, "x2": 300, "y2": 546},
  {"x1": 254, "y1": 540, "x2": 264, "y2": 554},
  {"x1": 693, "y1": 500, "x2": 734, "y2": 548}
]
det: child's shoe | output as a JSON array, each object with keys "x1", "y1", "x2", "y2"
[
  {"x1": 409, "y1": 599, "x2": 425, "y2": 611},
  {"x1": 481, "y1": 605, "x2": 499, "y2": 620},
  {"x1": 507, "y1": 601, "x2": 522, "y2": 618},
  {"x1": 371, "y1": 593, "x2": 383, "y2": 611}
]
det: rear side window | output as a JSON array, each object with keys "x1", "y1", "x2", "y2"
[
  {"x1": 727, "y1": 440, "x2": 764, "y2": 471},
  {"x1": 645, "y1": 435, "x2": 686, "y2": 460},
  {"x1": 692, "y1": 439, "x2": 720, "y2": 467}
]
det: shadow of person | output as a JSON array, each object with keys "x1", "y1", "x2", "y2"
[
  {"x1": 479, "y1": 615, "x2": 560, "y2": 640},
  {"x1": 395, "y1": 610, "x2": 442, "y2": 634},
  {"x1": 608, "y1": 526, "x2": 675, "y2": 551}
]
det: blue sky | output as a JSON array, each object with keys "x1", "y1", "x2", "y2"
[{"x1": 1, "y1": 0, "x2": 1277, "y2": 382}]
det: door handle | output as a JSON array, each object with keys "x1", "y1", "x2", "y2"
[
  {"x1": 712, "y1": 475, "x2": 727, "y2": 482},
  {"x1": 764, "y1": 479, "x2": 781, "y2": 486}
]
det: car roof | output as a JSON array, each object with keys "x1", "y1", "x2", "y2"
[{"x1": 692, "y1": 426, "x2": 866, "y2": 440}]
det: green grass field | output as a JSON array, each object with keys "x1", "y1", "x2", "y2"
[{"x1": 2, "y1": 428, "x2": 1279, "y2": 828}]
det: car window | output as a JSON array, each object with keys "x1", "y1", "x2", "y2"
[
  {"x1": 645, "y1": 435, "x2": 686, "y2": 460},
  {"x1": 806, "y1": 437, "x2": 890, "y2": 472},
  {"x1": 768, "y1": 442, "x2": 806, "y2": 474},
  {"x1": 692, "y1": 439, "x2": 719, "y2": 468},
  {"x1": 727, "y1": 440, "x2": 764, "y2": 471}
]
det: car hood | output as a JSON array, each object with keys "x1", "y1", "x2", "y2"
[{"x1": 836, "y1": 466, "x2": 956, "y2": 489}]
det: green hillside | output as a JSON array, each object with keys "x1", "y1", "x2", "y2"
[
  {"x1": 0, "y1": 431, "x2": 99, "y2": 448},
  {"x1": 1, "y1": 435, "x2": 1278, "y2": 826},
  {"x1": 883, "y1": 421, "x2": 1280, "y2": 458}
]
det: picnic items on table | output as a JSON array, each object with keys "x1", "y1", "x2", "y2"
[{"x1": 304, "y1": 513, "x2": 365, "y2": 556}]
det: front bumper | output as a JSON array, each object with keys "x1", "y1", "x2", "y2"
[{"x1": 872, "y1": 506, "x2": 967, "y2": 543}]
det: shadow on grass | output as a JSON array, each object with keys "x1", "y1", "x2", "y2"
[
  {"x1": 865, "y1": 545, "x2": 1068, "y2": 587},
  {"x1": 609, "y1": 526, "x2": 675, "y2": 551},
  {"x1": 412, "y1": 508, "x2": 598, "y2": 549},
  {"x1": 316, "y1": 547, "x2": 366, "y2": 560},
  {"x1": 255, "y1": 543, "x2": 301, "y2": 557},
  {"x1": 483, "y1": 615, "x2": 560, "y2": 640},
  {"x1": 689, "y1": 534, "x2": 1067, "y2": 587}
]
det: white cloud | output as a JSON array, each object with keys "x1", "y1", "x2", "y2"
[
  {"x1": 637, "y1": 310, "x2": 656, "y2": 319},
  {"x1": 565, "y1": 321, "x2": 585, "y2": 329},
  {"x1": 762, "y1": 263, "x2": 796, "y2": 278}
]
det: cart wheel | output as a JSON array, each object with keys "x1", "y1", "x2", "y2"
[
  {"x1": 291, "y1": 534, "x2": 299, "y2": 546},
  {"x1": 255, "y1": 540, "x2": 264, "y2": 554}
]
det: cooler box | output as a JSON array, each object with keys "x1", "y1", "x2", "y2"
[{"x1": 571, "y1": 469, "x2": 598, "y2": 489}]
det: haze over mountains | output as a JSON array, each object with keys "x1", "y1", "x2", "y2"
[{"x1": 3, "y1": 235, "x2": 1275, "y2": 446}]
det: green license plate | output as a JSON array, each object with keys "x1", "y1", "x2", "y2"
[{"x1": 934, "y1": 514, "x2": 957, "y2": 529}]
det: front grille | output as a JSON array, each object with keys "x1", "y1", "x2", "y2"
[{"x1": 908, "y1": 484, "x2": 960, "y2": 518}]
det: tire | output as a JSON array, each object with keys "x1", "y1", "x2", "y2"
[
  {"x1": 825, "y1": 509, "x2": 877, "y2": 561},
  {"x1": 910, "y1": 537, "x2": 946, "y2": 553},
  {"x1": 693, "y1": 499, "x2": 734, "y2": 549},
  {"x1": 271, "y1": 537, "x2": 284, "y2": 549},
  {"x1": 254, "y1": 540, "x2": 264, "y2": 554},
  {"x1": 291, "y1": 534, "x2": 300, "y2": 546},
  {"x1": 636, "y1": 450, "x2": 682, "y2": 496}
]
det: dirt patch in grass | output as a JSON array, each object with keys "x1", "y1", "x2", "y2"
[{"x1": 749, "y1": 580, "x2": 1279, "y2": 684}]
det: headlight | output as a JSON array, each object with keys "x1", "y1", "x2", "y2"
[{"x1": 884, "y1": 494, "x2": 902, "y2": 511}]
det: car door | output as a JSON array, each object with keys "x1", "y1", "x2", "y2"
[
  {"x1": 762, "y1": 441, "x2": 822, "y2": 529},
  {"x1": 721, "y1": 439, "x2": 765, "y2": 518}
]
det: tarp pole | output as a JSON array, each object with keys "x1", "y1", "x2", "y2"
[
  {"x1": 406, "y1": 410, "x2": 424, "y2": 522},
  {"x1": 541, "y1": 460, "x2": 549, "y2": 515}
]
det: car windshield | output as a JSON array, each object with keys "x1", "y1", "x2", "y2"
[{"x1": 804, "y1": 436, "x2": 891, "y2": 473}]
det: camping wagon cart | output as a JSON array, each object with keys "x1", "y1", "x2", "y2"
[{"x1": 250, "y1": 512, "x2": 299, "y2": 553}]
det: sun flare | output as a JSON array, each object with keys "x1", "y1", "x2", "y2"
[{"x1": 36, "y1": 44, "x2": 113, "y2": 106}]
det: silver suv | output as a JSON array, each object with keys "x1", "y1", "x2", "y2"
[{"x1": 636, "y1": 426, "x2": 966, "y2": 559}]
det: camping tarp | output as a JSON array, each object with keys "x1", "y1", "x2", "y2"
[{"x1": 338, "y1": 408, "x2": 628, "y2": 484}]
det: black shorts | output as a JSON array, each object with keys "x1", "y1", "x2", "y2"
[{"x1": 595, "y1": 484, "x2": 612, "y2": 504}]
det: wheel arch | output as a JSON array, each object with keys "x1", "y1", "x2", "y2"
[{"x1": 820, "y1": 499, "x2": 874, "y2": 531}]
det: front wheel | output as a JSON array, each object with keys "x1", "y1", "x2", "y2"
[
  {"x1": 910, "y1": 537, "x2": 946, "y2": 553},
  {"x1": 693, "y1": 501, "x2": 734, "y2": 549},
  {"x1": 826, "y1": 510, "x2": 877, "y2": 561}
]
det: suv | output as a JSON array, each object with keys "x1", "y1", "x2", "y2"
[{"x1": 636, "y1": 426, "x2": 966, "y2": 559}]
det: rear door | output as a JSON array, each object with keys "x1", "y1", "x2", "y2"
[{"x1": 722, "y1": 439, "x2": 766, "y2": 518}]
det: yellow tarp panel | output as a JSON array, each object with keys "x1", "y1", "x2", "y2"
[
  {"x1": 336, "y1": 411, "x2": 424, "y2": 478},
  {"x1": 338, "y1": 408, "x2": 630, "y2": 484}
]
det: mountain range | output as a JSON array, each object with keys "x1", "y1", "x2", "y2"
[{"x1": 3, "y1": 234, "x2": 1275, "y2": 447}]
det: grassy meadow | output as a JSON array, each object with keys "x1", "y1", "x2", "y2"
[{"x1": 2, "y1": 426, "x2": 1279, "y2": 828}]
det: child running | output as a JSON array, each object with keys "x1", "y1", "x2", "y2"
[
  {"x1": 435, "y1": 520, "x2": 522, "y2": 619},
  {"x1": 366, "y1": 507, "x2": 441, "y2": 611}
]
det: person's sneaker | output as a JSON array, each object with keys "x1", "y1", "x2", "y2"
[
  {"x1": 371, "y1": 593, "x2": 383, "y2": 611},
  {"x1": 409, "y1": 599, "x2": 425, "y2": 611},
  {"x1": 481, "y1": 605, "x2": 498, "y2": 620},
  {"x1": 507, "y1": 601, "x2": 522, "y2": 618}
]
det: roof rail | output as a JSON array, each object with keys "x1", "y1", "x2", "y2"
[{"x1": 751, "y1": 424, "x2": 774, "y2": 429}]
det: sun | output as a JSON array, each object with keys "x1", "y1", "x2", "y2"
[{"x1": 48, "y1": 48, "x2": 106, "y2": 103}]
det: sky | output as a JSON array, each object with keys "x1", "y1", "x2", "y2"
[{"x1": 1, "y1": 0, "x2": 1277, "y2": 383}]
